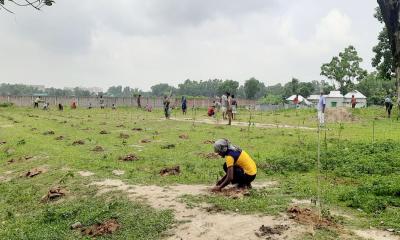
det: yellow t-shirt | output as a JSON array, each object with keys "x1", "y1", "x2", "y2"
[{"x1": 225, "y1": 151, "x2": 257, "y2": 176}]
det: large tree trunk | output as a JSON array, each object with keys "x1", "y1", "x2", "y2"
[{"x1": 378, "y1": 0, "x2": 400, "y2": 117}]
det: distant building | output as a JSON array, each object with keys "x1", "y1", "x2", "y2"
[
  {"x1": 307, "y1": 90, "x2": 367, "y2": 108},
  {"x1": 286, "y1": 95, "x2": 312, "y2": 106},
  {"x1": 325, "y1": 91, "x2": 344, "y2": 108}
]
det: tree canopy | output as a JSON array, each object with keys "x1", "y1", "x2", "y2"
[{"x1": 321, "y1": 45, "x2": 367, "y2": 94}]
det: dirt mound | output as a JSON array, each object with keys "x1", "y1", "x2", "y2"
[
  {"x1": 92, "y1": 146, "x2": 104, "y2": 152},
  {"x1": 55, "y1": 136, "x2": 64, "y2": 140},
  {"x1": 287, "y1": 206, "x2": 337, "y2": 229},
  {"x1": 179, "y1": 134, "x2": 189, "y2": 139},
  {"x1": 24, "y1": 168, "x2": 46, "y2": 178},
  {"x1": 99, "y1": 130, "x2": 110, "y2": 134},
  {"x1": 161, "y1": 144, "x2": 176, "y2": 149},
  {"x1": 43, "y1": 130, "x2": 55, "y2": 135},
  {"x1": 199, "y1": 152, "x2": 220, "y2": 159},
  {"x1": 326, "y1": 108, "x2": 357, "y2": 123},
  {"x1": 119, "y1": 154, "x2": 139, "y2": 161},
  {"x1": 203, "y1": 140, "x2": 215, "y2": 144},
  {"x1": 119, "y1": 133, "x2": 130, "y2": 139},
  {"x1": 81, "y1": 219, "x2": 120, "y2": 237},
  {"x1": 132, "y1": 128, "x2": 143, "y2": 131},
  {"x1": 0, "y1": 140, "x2": 6, "y2": 145},
  {"x1": 41, "y1": 186, "x2": 67, "y2": 202},
  {"x1": 255, "y1": 224, "x2": 290, "y2": 238},
  {"x1": 140, "y1": 139, "x2": 151, "y2": 143},
  {"x1": 72, "y1": 140, "x2": 85, "y2": 145},
  {"x1": 116, "y1": 124, "x2": 125, "y2": 128},
  {"x1": 160, "y1": 166, "x2": 180, "y2": 176}
]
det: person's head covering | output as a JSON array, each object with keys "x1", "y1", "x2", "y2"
[{"x1": 213, "y1": 139, "x2": 241, "y2": 156}]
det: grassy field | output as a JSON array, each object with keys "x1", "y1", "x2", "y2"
[{"x1": 0, "y1": 105, "x2": 399, "y2": 239}]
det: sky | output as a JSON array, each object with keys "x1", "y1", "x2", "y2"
[{"x1": 0, "y1": 0, "x2": 382, "y2": 91}]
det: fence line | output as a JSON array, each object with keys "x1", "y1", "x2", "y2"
[{"x1": 0, "y1": 95, "x2": 257, "y2": 109}]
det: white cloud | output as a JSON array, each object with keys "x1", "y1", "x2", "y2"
[{"x1": 0, "y1": 0, "x2": 381, "y2": 90}]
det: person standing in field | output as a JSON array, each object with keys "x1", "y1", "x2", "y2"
[
  {"x1": 227, "y1": 93, "x2": 233, "y2": 125},
  {"x1": 231, "y1": 95, "x2": 238, "y2": 120},
  {"x1": 385, "y1": 96, "x2": 393, "y2": 118},
  {"x1": 137, "y1": 94, "x2": 142, "y2": 108},
  {"x1": 318, "y1": 92, "x2": 326, "y2": 127},
  {"x1": 221, "y1": 93, "x2": 228, "y2": 120},
  {"x1": 99, "y1": 96, "x2": 105, "y2": 109},
  {"x1": 181, "y1": 96, "x2": 187, "y2": 115},
  {"x1": 34, "y1": 97, "x2": 41, "y2": 109},
  {"x1": 212, "y1": 139, "x2": 257, "y2": 191},
  {"x1": 351, "y1": 95, "x2": 357, "y2": 109},
  {"x1": 163, "y1": 95, "x2": 171, "y2": 119}
]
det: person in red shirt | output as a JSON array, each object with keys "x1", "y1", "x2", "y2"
[
  {"x1": 208, "y1": 102, "x2": 216, "y2": 117},
  {"x1": 351, "y1": 95, "x2": 357, "y2": 109}
]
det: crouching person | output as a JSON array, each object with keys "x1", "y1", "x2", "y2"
[{"x1": 212, "y1": 139, "x2": 257, "y2": 192}]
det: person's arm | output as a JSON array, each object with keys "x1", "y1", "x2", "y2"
[{"x1": 212, "y1": 167, "x2": 233, "y2": 192}]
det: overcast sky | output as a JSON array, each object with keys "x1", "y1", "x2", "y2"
[{"x1": 1, "y1": 0, "x2": 381, "y2": 91}]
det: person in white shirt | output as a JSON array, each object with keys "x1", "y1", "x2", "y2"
[
  {"x1": 318, "y1": 92, "x2": 326, "y2": 127},
  {"x1": 221, "y1": 93, "x2": 228, "y2": 120}
]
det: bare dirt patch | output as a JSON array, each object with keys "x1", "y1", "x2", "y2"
[
  {"x1": 99, "y1": 130, "x2": 110, "y2": 134},
  {"x1": 0, "y1": 140, "x2": 6, "y2": 145},
  {"x1": 354, "y1": 229, "x2": 400, "y2": 240},
  {"x1": 41, "y1": 186, "x2": 67, "y2": 202},
  {"x1": 91, "y1": 180, "x2": 301, "y2": 240},
  {"x1": 81, "y1": 219, "x2": 120, "y2": 237},
  {"x1": 160, "y1": 166, "x2": 180, "y2": 176},
  {"x1": 92, "y1": 146, "x2": 104, "y2": 152},
  {"x1": 132, "y1": 127, "x2": 143, "y2": 131},
  {"x1": 119, "y1": 154, "x2": 139, "y2": 161},
  {"x1": 140, "y1": 139, "x2": 151, "y2": 143},
  {"x1": 112, "y1": 170, "x2": 125, "y2": 176},
  {"x1": 116, "y1": 124, "x2": 125, "y2": 128},
  {"x1": 8, "y1": 155, "x2": 33, "y2": 164},
  {"x1": 72, "y1": 140, "x2": 85, "y2": 145},
  {"x1": 78, "y1": 171, "x2": 94, "y2": 177},
  {"x1": 203, "y1": 140, "x2": 215, "y2": 144}
]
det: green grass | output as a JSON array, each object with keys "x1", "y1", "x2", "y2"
[{"x1": 1, "y1": 106, "x2": 400, "y2": 238}]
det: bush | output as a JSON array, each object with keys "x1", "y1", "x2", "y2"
[{"x1": 0, "y1": 102, "x2": 13, "y2": 108}]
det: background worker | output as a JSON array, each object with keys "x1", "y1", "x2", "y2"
[{"x1": 318, "y1": 92, "x2": 326, "y2": 127}]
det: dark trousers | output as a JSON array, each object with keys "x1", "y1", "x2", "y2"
[
  {"x1": 34, "y1": 103, "x2": 38, "y2": 108},
  {"x1": 223, "y1": 163, "x2": 256, "y2": 186}
]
